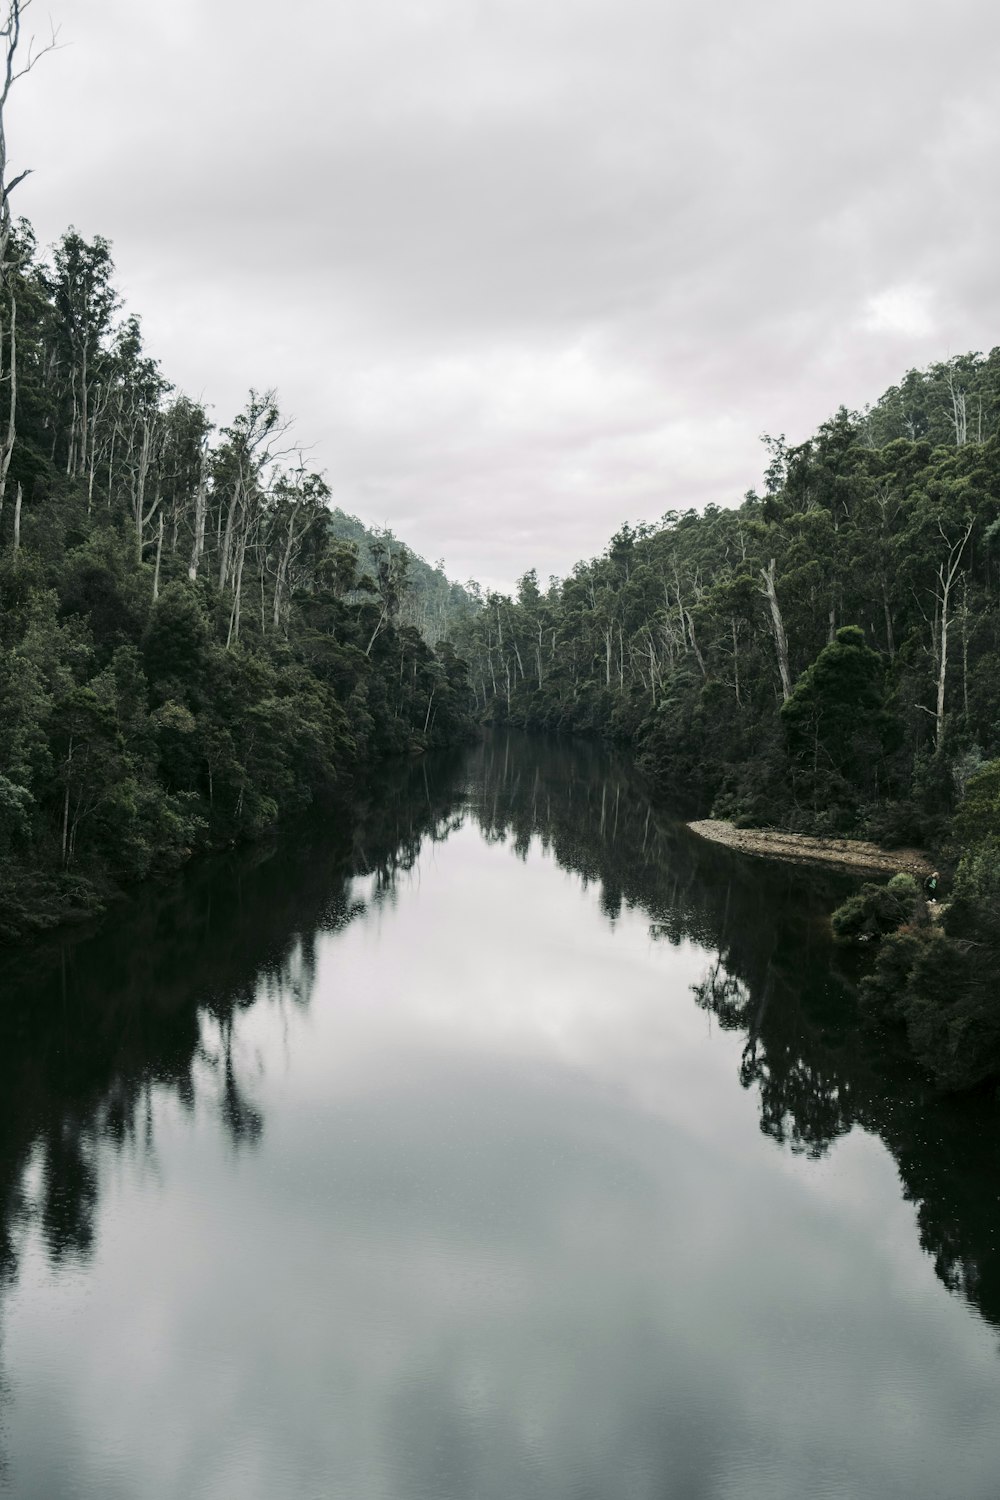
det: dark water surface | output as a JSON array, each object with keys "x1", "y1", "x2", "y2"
[{"x1": 1, "y1": 733, "x2": 999, "y2": 1499}]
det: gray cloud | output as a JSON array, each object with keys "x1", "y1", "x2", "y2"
[{"x1": 13, "y1": 0, "x2": 1000, "y2": 587}]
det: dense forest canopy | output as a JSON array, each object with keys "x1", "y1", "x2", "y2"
[
  {"x1": 451, "y1": 350, "x2": 1000, "y2": 829},
  {"x1": 0, "y1": 0, "x2": 997, "y2": 1090},
  {"x1": 0, "y1": 217, "x2": 475, "y2": 938},
  {"x1": 448, "y1": 349, "x2": 1000, "y2": 1090}
]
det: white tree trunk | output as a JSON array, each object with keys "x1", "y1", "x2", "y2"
[
  {"x1": 226, "y1": 526, "x2": 248, "y2": 648},
  {"x1": 218, "y1": 477, "x2": 242, "y2": 591},
  {"x1": 188, "y1": 449, "x2": 208, "y2": 580},
  {"x1": 0, "y1": 285, "x2": 15, "y2": 514},
  {"x1": 932, "y1": 519, "x2": 974, "y2": 750},
  {"x1": 152, "y1": 511, "x2": 164, "y2": 601},
  {"x1": 760, "y1": 558, "x2": 792, "y2": 702},
  {"x1": 685, "y1": 608, "x2": 707, "y2": 679}
]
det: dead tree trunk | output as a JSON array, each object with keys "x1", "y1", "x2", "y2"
[
  {"x1": 731, "y1": 619, "x2": 741, "y2": 706},
  {"x1": 0, "y1": 4, "x2": 56, "y2": 527},
  {"x1": 933, "y1": 518, "x2": 974, "y2": 751},
  {"x1": 133, "y1": 414, "x2": 158, "y2": 558},
  {"x1": 218, "y1": 476, "x2": 243, "y2": 591},
  {"x1": 685, "y1": 608, "x2": 707, "y2": 680},
  {"x1": 188, "y1": 445, "x2": 208, "y2": 580},
  {"x1": 0, "y1": 282, "x2": 15, "y2": 514},
  {"x1": 272, "y1": 511, "x2": 299, "y2": 630},
  {"x1": 946, "y1": 369, "x2": 968, "y2": 448},
  {"x1": 760, "y1": 557, "x2": 793, "y2": 702},
  {"x1": 226, "y1": 522, "x2": 251, "y2": 649},
  {"x1": 152, "y1": 511, "x2": 164, "y2": 601}
]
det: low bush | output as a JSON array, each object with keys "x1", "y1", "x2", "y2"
[
  {"x1": 831, "y1": 872, "x2": 923, "y2": 943},
  {"x1": 860, "y1": 925, "x2": 1000, "y2": 1092}
]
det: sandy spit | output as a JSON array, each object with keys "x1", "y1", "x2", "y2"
[{"x1": 686, "y1": 820, "x2": 934, "y2": 878}]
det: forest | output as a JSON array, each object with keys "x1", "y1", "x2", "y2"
[
  {"x1": 2, "y1": 186, "x2": 998, "y2": 1089},
  {"x1": 0, "y1": 217, "x2": 476, "y2": 939},
  {"x1": 450, "y1": 351, "x2": 1000, "y2": 1090},
  {"x1": 327, "y1": 507, "x2": 480, "y2": 645},
  {"x1": 0, "y1": 0, "x2": 997, "y2": 1091}
]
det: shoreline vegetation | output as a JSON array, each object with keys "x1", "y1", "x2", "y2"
[
  {"x1": 447, "y1": 355, "x2": 1000, "y2": 1094},
  {"x1": 0, "y1": 4, "x2": 482, "y2": 947},
  {"x1": 0, "y1": 219, "x2": 479, "y2": 942},
  {"x1": 0, "y1": 7, "x2": 997, "y2": 1091},
  {"x1": 685, "y1": 819, "x2": 933, "y2": 878}
]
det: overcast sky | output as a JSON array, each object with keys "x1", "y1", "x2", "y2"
[{"x1": 11, "y1": 0, "x2": 1000, "y2": 590}]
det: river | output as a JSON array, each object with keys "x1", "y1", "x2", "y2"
[{"x1": 1, "y1": 732, "x2": 998, "y2": 1499}]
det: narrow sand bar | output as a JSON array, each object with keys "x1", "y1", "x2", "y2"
[{"x1": 686, "y1": 820, "x2": 933, "y2": 878}]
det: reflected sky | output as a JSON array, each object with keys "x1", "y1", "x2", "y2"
[{"x1": 2, "y1": 738, "x2": 999, "y2": 1499}]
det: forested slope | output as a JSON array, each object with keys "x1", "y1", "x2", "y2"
[
  {"x1": 326, "y1": 508, "x2": 481, "y2": 645},
  {"x1": 0, "y1": 225, "x2": 474, "y2": 939},
  {"x1": 452, "y1": 351, "x2": 1000, "y2": 1090}
]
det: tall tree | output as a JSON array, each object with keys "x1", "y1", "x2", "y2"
[{"x1": 0, "y1": 1, "x2": 55, "y2": 520}]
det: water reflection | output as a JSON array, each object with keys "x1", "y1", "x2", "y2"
[
  {"x1": 465, "y1": 734, "x2": 1000, "y2": 1331},
  {"x1": 1, "y1": 732, "x2": 999, "y2": 1496},
  {"x1": 0, "y1": 751, "x2": 468, "y2": 1295},
  {"x1": 3, "y1": 734, "x2": 999, "y2": 1322}
]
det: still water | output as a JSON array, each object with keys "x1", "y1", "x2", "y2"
[{"x1": 1, "y1": 733, "x2": 999, "y2": 1499}]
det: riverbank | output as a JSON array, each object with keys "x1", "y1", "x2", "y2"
[{"x1": 686, "y1": 819, "x2": 933, "y2": 878}]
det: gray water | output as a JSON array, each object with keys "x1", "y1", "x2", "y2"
[{"x1": 1, "y1": 733, "x2": 999, "y2": 1498}]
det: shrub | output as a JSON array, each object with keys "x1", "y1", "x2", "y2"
[
  {"x1": 861, "y1": 925, "x2": 1000, "y2": 1091},
  {"x1": 832, "y1": 872, "x2": 922, "y2": 943}
]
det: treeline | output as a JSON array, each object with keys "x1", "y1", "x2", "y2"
[
  {"x1": 0, "y1": 223, "x2": 474, "y2": 939},
  {"x1": 327, "y1": 508, "x2": 480, "y2": 645},
  {"x1": 451, "y1": 351, "x2": 1000, "y2": 1089}
]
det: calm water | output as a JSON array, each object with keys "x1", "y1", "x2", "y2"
[{"x1": 1, "y1": 733, "x2": 999, "y2": 1499}]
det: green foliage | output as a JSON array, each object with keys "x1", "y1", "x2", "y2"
[
  {"x1": 861, "y1": 927, "x2": 1000, "y2": 1092},
  {"x1": 142, "y1": 582, "x2": 212, "y2": 697},
  {"x1": 451, "y1": 355, "x2": 1000, "y2": 849},
  {"x1": 831, "y1": 872, "x2": 922, "y2": 943},
  {"x1": 0, "y1": 222, "x2": 476, "y2": 941},
  {"x1": 327, "y1": 509, "x2": 480, "y2": 642},
  {"x1": 949, "y1": 761, "x2": 1000, "y2": 937},
  {"x1": 953, "y1": 759, "x2": 1000, "y2": 846},
  {"x1": 851, "y1": 763, "x2": 1000, "y2": 1093},
  {"x1": 442, "y1": 352, "x2": 1000, "y2": 1092},
  {"x1": 0, "y1": 775, "x2": 33, "y2": 853},
  {"x1": 952, "y1": 839, "x2": 1000, "y2": 924},
  {"x1": 781, "y1": 627, "x2": 901, "y2": 814}
]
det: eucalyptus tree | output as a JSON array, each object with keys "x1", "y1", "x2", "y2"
[
  {"x1": 0, "y1": 0, "x2": 56, "y2": 526},
  {"x1": 156, "y1": 395, "x2": 210, "y2": 594},
  {"x1": 454, "y1": 347, "x2": 1000, "y2": 838},
  {"x1": 266, "y1": 467, "x2": 330, "y2": 633},
  {"x1": 363, "y1": 533, "x2": 410, "y2": 655},
  {"x1": 47, "y1": 230, "x2": 117, "y2": 480},
  {"x1": 103, "y1": 314, "x2": 170, "y2": 556},
  {"x1": 211, "y1": 390, "x2": 292, "y2": 646}
]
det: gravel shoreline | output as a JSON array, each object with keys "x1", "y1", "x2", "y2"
[{"x1": 686, "y1": 820, "x2": 933, "y2": 878}]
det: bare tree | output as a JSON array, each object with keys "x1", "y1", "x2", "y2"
[
  {"x1": 254, "y1": 463, "x2": 330, "y2": 633},
  {"x1": 0, "y1": 1, "x2": 58, "y2": 523},
  {"x1": 932, "y1": 518, "x2": 974, "y2": 751},
  {"x1": 188, "y1": 440, "x2": 209, "y2": 579},
  {"x1": 944, "y1": 365, "x2": 968, "y2": 448},
  {"x1": 759, "y1": 557, "x2": 793, "y2": 702}
]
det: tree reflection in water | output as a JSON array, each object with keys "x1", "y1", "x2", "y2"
[
  {"x1": 465, "y1": 732, "x2": 1000, "y2": 1333},
  {"x1": 1, "y1": 730, "x2": 998, "y2": 1367},
  {"x1": 0, "y1": 750, "x2": 468, "y2": 1295}
]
